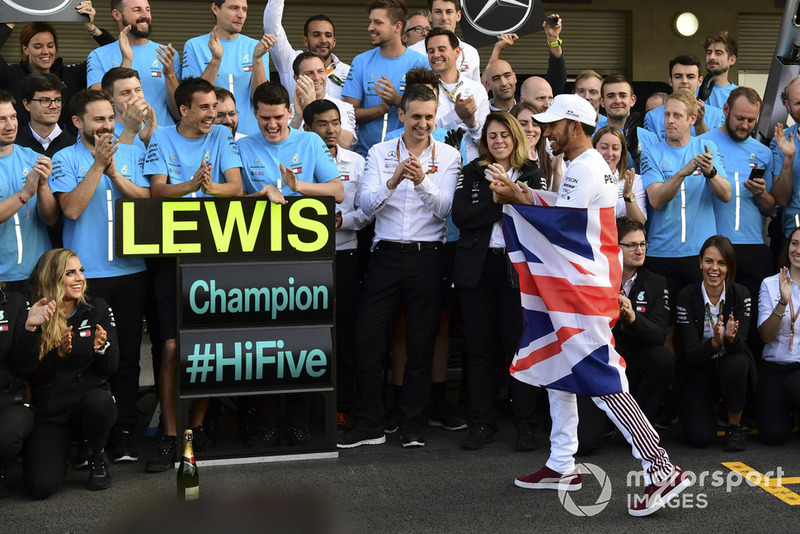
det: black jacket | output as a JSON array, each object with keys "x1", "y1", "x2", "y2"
[
  {"x1": 13, "y1": 296, "x2": 118, "y2": 417},
  {"x1": 14, "y1": 123, "x2": 76, "y2": 158},
  {"x1": 675, "y1": 281, "x2": 751, "y2": 365},
  {"x1": 0, "y1": 290, "x2": 35, "y2": 406},
  {"x1": 613, "y1": 268, "x2": 670, "y2": 355},
  {"x1": 452, "y1": 158, "x2": 546, "y2": 288},
  {"x1": 0, "y1": 24, "x2": 115, "y2": 134}
]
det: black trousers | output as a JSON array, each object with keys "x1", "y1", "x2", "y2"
[
  {"x1": 458, "y1": 252, "x2": 535, "y2": 426},
  {"x1": 0, "y1": 403, "x2": 34, "y2": 469},
  {"x1": 23, "y1": 389, "x2": 117, "y2": 499},
  {"x1": 88, "y1": 271, "x2": 147, "y2": 433},
  {"x1": 335, "y1": 249, "x2": 361, "y2": 413},
  {"x1": 757, "y1": 360, "x2": 800, "y2": 445},
  {"x1": 352, "y1": 243, "x2": 443, "y2": 427},
  {"x1": 733, "y1": 243, "x2": 774, "y2": 358},
  {"x1": 677, "y1": 351, "x2": 748, "y2": 448},
  {"x1": 577, "y1": 345, "x2": 675, "y2": 453}
]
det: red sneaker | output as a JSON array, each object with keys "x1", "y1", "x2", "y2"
[
  {"x1": 514, "y1": 466, "x2": 582, "y2": 491},
  {"x1": 628, "y1": 466, "x2": 692, "y2": 517}
]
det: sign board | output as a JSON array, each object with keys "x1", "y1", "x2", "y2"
[
  {"x1": 0, "y1": 0, "x2": 86, "y2": 22},
  {"x1": 459, "y1": 0, "x2": 545, "y2": 48}
]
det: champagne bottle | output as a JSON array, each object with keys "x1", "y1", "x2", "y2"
[{"x1": 177, "y1": 429, "x2": 199, "y2": 501}]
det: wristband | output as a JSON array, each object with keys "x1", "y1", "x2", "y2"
[
  {"x1": 87, "y1": 26, "x2": 98, "y2": 35},
  {"x1": 18, "y1": 192, "x2": 27, "y2": 205},
  {"x1": 778, "y1": 299, "x2": 788, "y2": 306},
  {"x1": 773, "y1": 309, "x2": 786, "y2": 319},
  {"x1": 17, "y1": 192, "x2": 29, "y2": 218},
  {"x1": 548, "y1": 39, "x2": 562, "y2": 48}
]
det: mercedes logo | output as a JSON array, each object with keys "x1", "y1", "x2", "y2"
[
  {"x1": 462, "y1": 0, "x2": 535, "y2": 36},
  {"x1": 3, "y1": 0, "x2": 73, "y2": 16}
]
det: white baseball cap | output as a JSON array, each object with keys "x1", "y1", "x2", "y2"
[{"x1": 532, "y1": 94, "x2": 596, "y2": 127}]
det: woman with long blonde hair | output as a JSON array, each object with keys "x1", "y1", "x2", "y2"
[{"x1": 14, "y1": 249, "x2": 118, "y2": 499}]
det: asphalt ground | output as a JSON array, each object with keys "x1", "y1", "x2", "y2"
[{"x1": 3, "y1": 343, "x2": 800, "y2": 533}]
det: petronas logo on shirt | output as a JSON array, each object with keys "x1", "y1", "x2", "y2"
[
  {"x1": 292, "y1": 153, "x2": 299, "y2": 164},
  {"x1": 22, "y1": 167, "x2": 29, "y2": 176},
  {"x1": 637, "y1": 291, "x2": 645, "y2": 301},
  {"x1": 121, "y1": 165, "x2": 129, "y2": 174},
  {"x1": 204, "y1": 151, "x2": 211, "y2": 162},
  {"x1": 152, "y1": 60, "x2": 159, "y2": 68}
]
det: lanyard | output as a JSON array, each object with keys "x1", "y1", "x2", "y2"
[
  {"x1": 788, "y1": 297, "x2": 800, "y2": 350},
  {"x1": 705, "y1": 300, "x2": 724, "y2": 331},
  {"x1": 439, "y1": 81, "x2": 463, "y2": 104},
  {"x1": 396, "y1": 138, "x2": 438, "y2": 174}
]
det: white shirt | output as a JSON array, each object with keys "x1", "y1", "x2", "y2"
[
  {"x1": 614, "y1": 170, "x2": 647, "y2": 221},
  {"x1": 622, "y1": 271, "x2": 638, "y2": 297},
  {"x1": 759, "y1": 274, "x2": 800, "y2": 364},
  {"x1": 411, "y1": 37, "x2": 480, "y2": 82},
  {"x1": 489, "y1": 167, "x2": 519, "y2": 248},
  {"x1": 263, "y1": 0, "x2": 350, "y2": 101},
  {"x1": 333, "y1": 147, "x2": 371, "y2": 250},
  {"x1": 293, "y1": 94, "x2": 357, "y2": 144},
  {"x1": 29, "y1": 123, "x2": 62, "y2": 151},
  {"x1": 436, "y1": 73, "x2": 490, "y2": 162},
  {"x1": 701, "y1": 281, "x2": 726, "y2": 358},
  {"x1": 360, "y1": 135, "x2": 461, "y2": 246},
  {"x1": 556, "y1": 148, "x2": 618, "y2": 209}
]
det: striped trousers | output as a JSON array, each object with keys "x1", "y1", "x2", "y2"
[{"x1": 546, "y1": 389, "x2": 674, "y2": 485}]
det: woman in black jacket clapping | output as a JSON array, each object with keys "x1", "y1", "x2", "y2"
[{"x1": 13, "y1": 249, "x2": 118, "y2": 499}]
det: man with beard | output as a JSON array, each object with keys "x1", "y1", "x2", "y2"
[
  {"x1": 700, "y1": 86, "x2": 774, "y2": 356},
  {"x1": 87, "y1": 0, "x2": 181, "y2": 127},
  {"x1": 264, "y1": 0, "x2": 350, "y2": 101},
  {"x1": 303, "y1": 98, "x2": 370, "y2": 422},
  {"x1": 700, "y1": 31, "x2": 738, "y2": 109},
  {"x1": 183, "y1": 0, "x2": 273, "y2": 137},
  {"x1": 289, "y1": 52, "x2": 357, "y2": 149},
  {"x1": 143, "y1": 77, "x2": 243, "y2": 472},
  {"x1": 343, "y1": 0, "x2": 427, "y2": 158},
  {"x1": 0, "y1": 90, "x2": 57, "y2": 291},
  {"x1": 49, "y1": 89, "x2": 150, "y2": 465},
  {"x1": 213, "y1": 87, "x2": 244, "y2": 140}
]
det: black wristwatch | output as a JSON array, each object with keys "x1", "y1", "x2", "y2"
[{"x1": 703, "y1": 167, "x2": 717, "y2": 179}]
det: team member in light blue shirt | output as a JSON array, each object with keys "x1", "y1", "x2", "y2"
[
  {"x1": 770, "y1": 77, "x2": 800, "y2": 239},
  {"x1": 238, "y1": 82, "x2": 342, "y2": 202},
  {"x1": 0, "y1": 91, "x2": 57, "y2": 289},
  {"x1": 101, "y1": 67, "x2": 156, "y2": 152},
  {"x1": 50, "y1": 89, "x2": 150, "y2": 463},
  {"x1": 145, "y1": 78, "x2": 243, "y2": 199},
  {"x1": 342, "y1": 0, "x2": 428, "y2": 157},
  {"x1": 87, "y1": 0, "x2": 180, "y2": 128},
  {"x1": 701, "y1": 31, "x2": 739, "y2": 110},
  {"x1": 641, "y1": 91, "x2": 730, "y2": 312},
  {"x1": 181, "y1": 0, "x2": 272, "y2": 138},
  {"x1": 143, "y1": 77, "x2": 242, "y2": 473},
  {"x1": 644, "y1": 55, "x2": 724, "y2": 141}
]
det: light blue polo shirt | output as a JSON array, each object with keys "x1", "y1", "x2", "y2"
[{"x1": 644, "y1": 103, "x2": 725, "y2": 141}]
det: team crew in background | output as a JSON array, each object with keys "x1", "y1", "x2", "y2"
[{"x1": 0, "y1": 0, "x2": 798, "y2": 516}]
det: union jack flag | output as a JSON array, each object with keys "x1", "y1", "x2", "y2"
[{"x1": 502, "y1": 191, "x2": 628, "y2": 396}]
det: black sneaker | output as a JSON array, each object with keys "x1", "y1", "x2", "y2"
[
  {"x1": 243, "y1": 426, "x2": 280, "y2": 449},
  {"x1": 381, "y1": 409, "x2": 399, "y2": 434},
  {"x1": 400, "y1": 422, "x2": 426, "y2": 448},
  {"x1": 145, "y1": 435, "x2": 177, "y2": 473},
  {"x1": 428, "y1": 406, "x2": 468, "y2": 431},
  {"x1": 109, "y1": 431, "x2": 139, "y2": 463},
  {"x1": 336, "y1": 425, "x2": 386, "y2": 449},
  {"x1": 461, "y1": 424, "x2": 494, "y2": 450},
  {"x1": 286, "y1": 425, "x2": 313, "y2": 446},
  {"x1": 725, "y1": 425, "x2": 747, "y2": 451},
  {"x1": 0, "y1": 469, "x2": 10, "y2": 498},
  {"x1": 515, "y1": 421, "x2": 537, "y2": 452},
  {"x1": 72, "y1": 440, "x2": 90, "y2": 470},
  {"x1": 87, "y1": 452, "x2": 112, "y2": 491},
  {"x1": 191, "y1": 426, "x2": 211, "y2": 453}
]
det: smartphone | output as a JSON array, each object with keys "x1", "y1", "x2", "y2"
[
  {"x1": 545, "y1": 15, "x2": 559, "y2": 26},
  {"x1": 748, "y1": 167, "x2": 765, "y2": 181}
]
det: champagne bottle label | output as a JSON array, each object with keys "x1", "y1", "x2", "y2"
[{"x1": 184, "y1": 486, "x2": 199, "y2": 501}]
